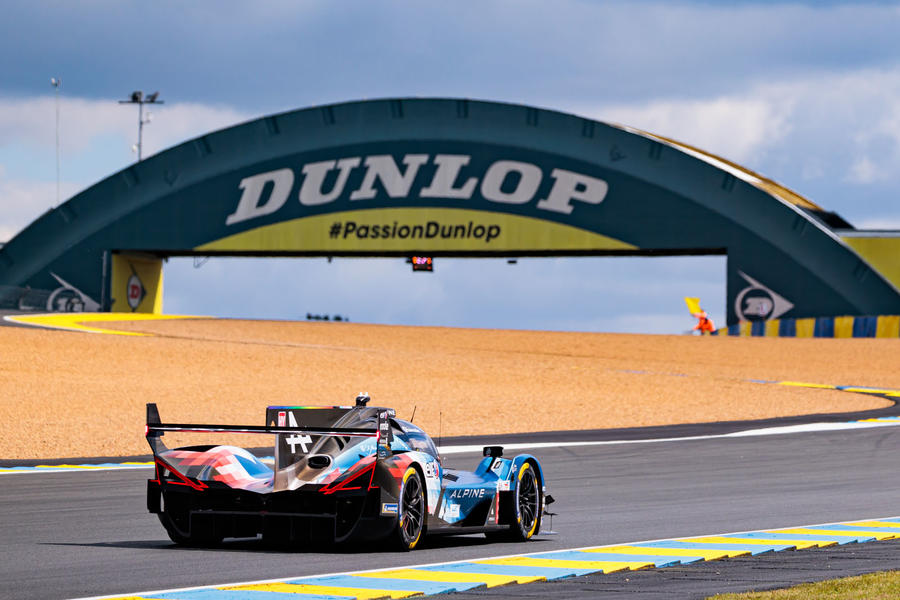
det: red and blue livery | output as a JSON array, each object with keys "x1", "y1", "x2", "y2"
[{"x1": 145, "y1": 395, "x2": 551, "y2": 551}]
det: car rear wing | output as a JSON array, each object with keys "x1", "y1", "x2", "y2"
[
  {"x1": 146, "y1": 403, "x2": 378, "y2": 437},
  {"x1": 145, "y1": 403, "x2": 394, "y2": 467}
]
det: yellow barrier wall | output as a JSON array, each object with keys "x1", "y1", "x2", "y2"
[
  {"x1": 833, "y1": 316, "x2": 855, "y2": 338},
  {"x1": 110, "y1": 253, "x2": 164, "y2": 313},
  {"x1": 876, "y1": 315, "x2": 900, "y2": 338},
  {"x1": 795, "y1": 318, "x2": 815, "y2": 338}
]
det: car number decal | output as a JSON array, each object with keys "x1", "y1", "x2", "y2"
[{"x1": 285, "y1": 412, "x2": 312, "y2": 453}]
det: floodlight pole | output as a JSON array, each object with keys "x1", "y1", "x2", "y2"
[
  {"x1": 51, "y1": 77, "x2": 60, "y2": 206},
  {"x1": 119, "y1": 90, "x2": 164, "y2": 162}
]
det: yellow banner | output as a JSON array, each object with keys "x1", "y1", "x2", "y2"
[
  {"x1": 841, "y1": 236, "x2": 900, "y2": 291},
  {"x1": 110, "y1": 253, "x2": 164, "y2": 313},
  {"x1": 197, "y1": 208, "x2": 637, "y2": 253}
]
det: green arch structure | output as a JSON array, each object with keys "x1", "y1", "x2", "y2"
[{"x1": 1, "y1": 98, "x2": 899, "y2": 325}]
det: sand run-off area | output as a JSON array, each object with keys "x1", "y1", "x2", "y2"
[{"x1": 1, "y1": 318, "x2": 897, "y2": 460}]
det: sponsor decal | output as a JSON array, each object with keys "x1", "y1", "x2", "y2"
[
  {"x1": 198, "y1": 207, "x2": 637, "y2": 254},
  {"x1": 277, "y1": 411, "x2": 286, "y2": 427},
  {"x1": 498, "y1": 480, "x2": 511, "y2": 492},
  {"x1": 449, "y1": 488, "x2": 486, "y2": 499},
  {"x1": 329, "y1": 219, "x2": 502, "y2": 244},
  {"x1": 46, "y1": 272, "x2": 100, "y2": 312},
  {"x1": 440, "y1": 502, "x2": 461, "y2": 520},
  {"x1": 225, "y1": 153, "x2": 610, "y2": 228},
  {"x1": 376, "y1": 410, "x2": 392, "y2": 459},
  {"x1": 381, "y1": 502, "x2": 398, "y2": 515},
  {"x1": 126, "y1": 264, "x2": 146, "y2": 311},
  {"x1": 423, "y1": 462, "x2": 438, "y2": 479},
  {"x1": 284, "y1": 412, "x2": 312, "y2": 453},
  {"x1": 734, "y1": 271, "x2": 794, "y2": 321}
]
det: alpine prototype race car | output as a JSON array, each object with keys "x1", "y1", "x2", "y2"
[{"x1": 145, "y1": 395, "x2": 552, "y2": 550}]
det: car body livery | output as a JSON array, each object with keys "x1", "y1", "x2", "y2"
[{"x1": 145, "y1": 396, "x2": 550, "y2": 550}]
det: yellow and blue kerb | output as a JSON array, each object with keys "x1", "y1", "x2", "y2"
[{"x1": 105, "y1": 516, "x2": 900, "y2": 599}]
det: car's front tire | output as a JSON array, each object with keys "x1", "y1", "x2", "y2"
[
  {"x1": 510, "y1": 461, "x2": 541, "y2": 540},
  {"x1": 487, "y1": 461, "x2": 542, "y2": 542},
  {"x1": 390, "y1": 466, "x2": 425, "y2": 551}
]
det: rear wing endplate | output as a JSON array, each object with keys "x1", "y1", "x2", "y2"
[{"x1": 376, "y1": 409, "x2": 393, "y2": 459}]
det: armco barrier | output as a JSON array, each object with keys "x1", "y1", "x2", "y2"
[
  {"x1": 716, "y1": 315, "x2": 900, "y2": 338},
  {"x1": 0, "y1": 285, "x2": 52, "y2": 311}
]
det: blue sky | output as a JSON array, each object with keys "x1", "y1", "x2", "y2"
[{"x1": 2, "y1": 1, "x2": 900, "y2": 332}]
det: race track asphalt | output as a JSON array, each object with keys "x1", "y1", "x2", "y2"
[{"x1": 3, "y1": 424, "x2": 900, "y2": 600}]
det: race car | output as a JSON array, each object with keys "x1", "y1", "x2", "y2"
[{"x1": 145, "y1": 395, "x2": 552, "y2": 550}]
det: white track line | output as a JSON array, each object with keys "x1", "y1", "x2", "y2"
[
  {"x1": 437, "y1": 419, "x2": 900, "y2": 454},
  {"x1": 6, "y1": 419, "x2": 900, "y2": 475}
]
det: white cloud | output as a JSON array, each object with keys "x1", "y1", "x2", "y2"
[
  {"x1": 0, "y1": 95, "x2": 252, "y2": 241},
  {"x1": 0, "y1": 176, "x2": 82, "y2": 241},
  {"x1": 569, "y1": 66, "x2": 900, "y2": 191},
  {"x1": 854, "y1": 216, "x2": 900, "y2": 230},
  {"x1": 800, "y1": 158, "x2": 825, "y2": 181},
  {"x1": 0, "y1": 95, "x2": 250, "y2": 159},
  {"x1": 579, "y1": 96, "x2": 794, "y2": 166},
  {"x1": 847, "y1": 156, "x2": 881, "y2": 184}
]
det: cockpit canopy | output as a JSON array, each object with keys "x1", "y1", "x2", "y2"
[
  {"x1": 267, "y1": 405, "x2": 439, "y2": 469},
  {"x1": 395, "y1": 419, "x2": 439, "y2": 459}
]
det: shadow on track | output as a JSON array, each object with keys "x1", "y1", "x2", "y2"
[{"x1": 41, "y1": 533, "x2": 552, "y2": 554}]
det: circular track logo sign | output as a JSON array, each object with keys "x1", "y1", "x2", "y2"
[
  {"x1": 126, "y1": 268, "x2": 146, "y2": 311},
  {"x1": 734, "y1": 271, "x2": 794, "y2": 322}
]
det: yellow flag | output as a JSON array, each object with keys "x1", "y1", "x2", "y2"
[{"x1": 684, "y1": 297, "x2": 702, "y2": 315}]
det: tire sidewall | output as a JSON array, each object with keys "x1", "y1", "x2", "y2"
[
  {"x1": 514, "y1": 461, "x2": 541, "y2": 539},
  {"x1": 398, "y1": 466, "x2": 425, "y2": 550}
]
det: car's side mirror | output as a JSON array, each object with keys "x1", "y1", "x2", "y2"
[{"x1": 482, "y1": 446, "x2": 503, "y2": 458}]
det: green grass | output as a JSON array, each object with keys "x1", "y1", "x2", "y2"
[{"x1": 709, "y1": 571, "x2": 900, "y2": 599}]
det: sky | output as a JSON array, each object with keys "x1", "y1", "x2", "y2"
[{"x1": 2, "y1": 0, "x2": 900, "y2": 333}]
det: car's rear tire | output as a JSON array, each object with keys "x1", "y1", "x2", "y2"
[
  {"x1": 390, "y1": 466, "x2": 425, "y2": 551},
  {"x1": 158, "y1": 509, "x2": 223, "y2": 547},
  {"x1": 487, "y1": 461, "x2": 541, "y2": 542}
]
